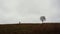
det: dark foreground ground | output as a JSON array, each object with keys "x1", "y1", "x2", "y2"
[{"x1": 0, "y1": 23, "x2": 60, "y2": 34}]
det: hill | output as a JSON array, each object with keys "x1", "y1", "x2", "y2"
[{"x1": 0, "y1": 23, "x2": 60, "y2": 34}]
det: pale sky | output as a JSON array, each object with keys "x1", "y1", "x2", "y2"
[{"x1": 0, "y1": 0, "x2": 60, "y2": 24}]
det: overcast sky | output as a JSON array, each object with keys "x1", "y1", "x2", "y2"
[{"x1": 0, "y1": 0, "x2": 60, "y2": 24}]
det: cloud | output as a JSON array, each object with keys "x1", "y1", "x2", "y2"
[{"x1": 0, "y1": 0, "x2": 59, "y2": 24}]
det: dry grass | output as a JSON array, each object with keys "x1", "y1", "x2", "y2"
[{"x1": 0, "y1": 23, "x2": 60, "y2": 34}]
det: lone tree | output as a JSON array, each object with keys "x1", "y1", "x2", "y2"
[
  {"x1": 19, "y1": 21, "x2": 21, "y2": 24},
  {"x1": 40, "y1": 16, "x2": 46, "y2": 23}
]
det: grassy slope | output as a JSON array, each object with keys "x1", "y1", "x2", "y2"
[{"x1": 0, "y1": 23, "x2": 60, "y2": 34}]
